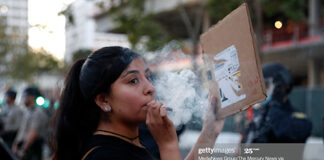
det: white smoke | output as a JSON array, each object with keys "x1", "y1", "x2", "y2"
[{"x1": 144, "y1": 41, "x2": 209, "y2": 126}]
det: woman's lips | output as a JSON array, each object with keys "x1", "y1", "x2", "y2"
[
  {"x1": 142, "y1": 105, "x2": 148, "y2": 110},
  {"x1": 142, "y1": 100, "x2": 154, "y2": 110},
  {"x1": 141, "y1": 104, "x2": 173, "y2": 112}
]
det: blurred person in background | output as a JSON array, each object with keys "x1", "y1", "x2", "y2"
[
  {"x1": 0, "y1": 88, "x2": 24, "y2": 148},
  {"x1": 242, "y1": 63, "x2": 312, "y2": 143},
  {"x1": 12, "y1": 87, "x2": 49, "y2": 160},
  {"x1": 234, "y1": 107, "x2": 253, "y2": 142}
]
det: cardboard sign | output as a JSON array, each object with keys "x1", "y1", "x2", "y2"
[{"x1": 200, "y1": 3, "x2": 266, "y2": 119}]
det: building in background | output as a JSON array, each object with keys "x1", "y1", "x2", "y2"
[
  {"x1": 261, "y1": 0, "x2": 324, "y2": 87},
  {"x1": 64, "y1": 0, "x2": 130, "y2": 63},
  {"x1": 64, "y1": 0, "x2": 198, "y2": 63},
  {"x1": 0, "y1": 0, "x2": 63, "y2": 108},
  {"x1": 0, "y1": 0, "x2": 28, "y2": 55},
  {"x1": 0, "y1": 0, "x2": 28, "y2": 100}
]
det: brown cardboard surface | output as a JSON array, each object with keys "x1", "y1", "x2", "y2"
[{"x1": 200, "y1": 3, "x2": 266, "y2": 119}]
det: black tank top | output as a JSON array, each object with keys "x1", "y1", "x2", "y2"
[{"x1": 83, "y1": 134, "x2": 155, "y2": 160}]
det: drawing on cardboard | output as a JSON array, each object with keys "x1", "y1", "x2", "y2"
[{"x1": 212, "y1": 45, "x2": 246, "y2": 108}]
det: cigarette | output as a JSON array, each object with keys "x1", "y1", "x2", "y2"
[{"x1": 161, "y1": 105, "x2": 173, "y2": 112}]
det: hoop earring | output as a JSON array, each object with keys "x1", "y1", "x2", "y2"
[{"x1": 104, "y1": 105, "x2": 111, "y2": 112}]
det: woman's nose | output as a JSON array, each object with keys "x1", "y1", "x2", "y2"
[{"x1": 144, "y1": 79, "x2": 155, "y2": 96}]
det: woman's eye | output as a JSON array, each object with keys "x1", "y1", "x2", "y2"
[{"x1": 129, "y1": 78, "x2": 138, "y2": 84}]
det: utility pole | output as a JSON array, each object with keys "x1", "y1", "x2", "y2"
[
  {"x1": 253, "y1": 0, "x2": 263, "y2": 62},
  {"x1": 307, "y1": 0, "x2": 320, "y2": 117},
  {"x1": 309, "y1": 0, "x2": 320, "y2": 36},
  {"x1": 307, "y1": 0, "x2": 320, "y2": 87}
]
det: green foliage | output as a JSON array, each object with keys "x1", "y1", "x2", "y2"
[
  {"x1": 0, "y1": 16, "x2": 13, "y2": 74},
  {"x1": 206, "y1": 0, "x2": 306, "y2": 23},
  {"x1": 58, "y1": 5, "x2": 74, "y2": 25},
  {"x1": 206, "y1": 0, "x2": 243, "y2": 21},
  {"x1": 72, "y1": 48, "x2": 92, "y2": 62},
  {"x1": 88, "y1": 0, "x2": 306, "y2": 52},
  {"x1": 8, "y1": 49, "x2": 62, "y2": 81},
  {"x1": 0, "y1": 15, "x2": 62, "y2": 81},
  {"x1": 261, "y1": 0, "x2": 306, "y2": 22},
  {"x1": 104, "y1": 0, "x2": 171, "y2": 51}
]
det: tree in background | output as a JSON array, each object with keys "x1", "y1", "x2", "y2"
[
  {"x1": 102, "y1": 0, "x2": 172, "y2": 51},
  {"x1": 206, "y1": 0, "x2": 243, "y2": 22},
  {"x1": 0, "y1": 16, "x2": 14, "y2": 77},
  {"x1": 72, "y1": 48, "x2": 92, "y2": 62},
  {"x1": 99, "y1": 0, "x2": 246, "y2": 51},
  {"x1": 8, "y1": 48, "x2": 63, "y2": 81},
  {"x1": 262, "y1": 0, "x2": 306, "y2": 23},
  {"x1": 0, "y1": 14, "x2": 63, "y2": 82},
  {"x1": 86, "y1": 0, "x2": 307, "y2": 82},
  {"x1": 103, "y1": 0, "x2": 307, "y2": 50}
]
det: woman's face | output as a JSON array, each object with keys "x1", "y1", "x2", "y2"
[{"x1": 107, "y1": 57, "x2": 155, "y2": 124}]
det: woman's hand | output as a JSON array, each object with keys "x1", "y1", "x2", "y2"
[
  {"x1": 145, "y1": 100, "x2": 181, "y2": 160},
  {"x1": 145, "y1": 100, "x2": 177, "y2": 148},
  {"x1": 202, "y1": 94, "x2": 225, "y2": 137},
  {"x1": 184, "y1": 82, "x2": 225, "y2": 160},
  {"x1": 202, "y1": 82, "x2": 225, "y2": 137}
]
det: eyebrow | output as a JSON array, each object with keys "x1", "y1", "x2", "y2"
[{"x1": 122, "y1": 68, "x2": 150, "y2": 78}]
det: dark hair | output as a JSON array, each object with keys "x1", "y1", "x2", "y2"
[
  {"x1": 52, "y1": 46, "x2": 139, "y2": 160},
  {"x1": 23, "y1": 86, "x2": 41, "y2": 98},
  {"x1": 5, "y1": 88, "x2": 17, "y2": 99}
]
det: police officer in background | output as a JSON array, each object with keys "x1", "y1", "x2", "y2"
[
  {"x1": 0, "y1": 88, "x2": 24, "y2": 148},
  {"x1": 242, "y1": 63, "x2": 312, "y2": 143},
  {"x1": 12, "y1": 87, "x2": 48, "y2": 160}
]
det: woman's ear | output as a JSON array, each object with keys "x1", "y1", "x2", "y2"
[{"x1": 95, "y1": 93, "x2": 111, "y2": 112}]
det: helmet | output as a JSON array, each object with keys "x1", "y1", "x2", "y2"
[{"x1": 262, "y1": 63, "x2": 292, "y2": 100}]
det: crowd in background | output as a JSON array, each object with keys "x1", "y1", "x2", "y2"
[{"x1": 0, "y1": 87, "x2": 56, "y2": 160}]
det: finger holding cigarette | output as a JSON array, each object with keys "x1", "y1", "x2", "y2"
[
  {"x1": 160, "y1": 105, "x2": 173, "y2": 117},
  {"x1": 145, "y1": 101, "x2": 178, "y2": 154},
  {"x1": 146, "y1": 100, "x2": 173, "y2": 121}
]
